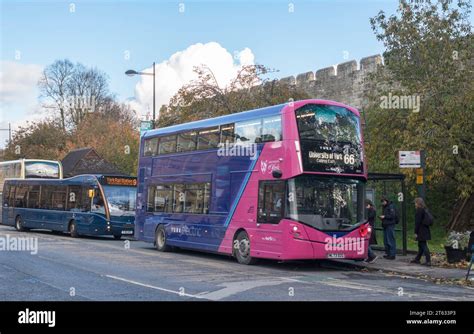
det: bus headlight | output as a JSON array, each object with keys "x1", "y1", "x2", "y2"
[{"x1": 290, "y1": 225, "x2": 300, "y2": 238}]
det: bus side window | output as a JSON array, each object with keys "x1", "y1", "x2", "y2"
[
  {"x1": 146, "y1": 186, "x2": 155, "y2": 213},
  {"x1": 261, "y1": 115, "x2": 282, "y2": 142},
  {"x1": 27, "y1": 186, "x2": 40, "y2": 209},
  {"x1": 177, "y1": 131, "x2": 197, "y2": 152},
  {"x1": 15, "y1": 185, "x2": 28, "y2": 208},
  {"x1": 67, "y1": 186, "x2": 83, "y2": 212},
  {"x1": 197, "y1": 127, "x2": 220, "y2": 150},
  {"x1": 220, "y1": 124, "x2": 235, "y2": 145},
  {"x1": 173, "y1": 184, "x2": 185, "y2": 213},
  {"x1": 257, "y1": 181, "x2": 285, "y2": 224},
  {"x1": 143, "y1": 137, "x2": 158, "y2": 157},
  {"x1": 8, "y1": 185, "x2": 16, "y2": 207},
  {"x1": 81, "y1": 187, "x2": 91, "y2": 212},
  {"x1": 40, "y1": 186, "x2": 54, "y2": 210},
  {"x1": 52, "y1": 187, "x2": 67, "y2": 211},
  {"x1": 3, "y1": 183, "x2": 10, "y2": 206}
]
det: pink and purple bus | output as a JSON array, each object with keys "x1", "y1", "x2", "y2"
[{"x1": 135, "y1": 99, "x2": 371, "y2": 264}]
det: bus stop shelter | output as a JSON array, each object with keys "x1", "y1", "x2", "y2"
[{"x1": 367, "y1": 173, "x2": 408, "y2": 256}]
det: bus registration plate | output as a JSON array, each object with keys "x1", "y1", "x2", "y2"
[
  {"x1": 327, "y1": 253, "x2": 345, "y2": 259},
  {"x1": 121, "y1": 230, "x2": 134, "y2": 235}
]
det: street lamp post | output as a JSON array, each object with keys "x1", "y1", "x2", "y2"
[
  {"x1": 0, "y1": 123, "x2": 12, "y2": 144},
  {"x1": 125, "y1": 62, "x2": 156, "y2": 129}
]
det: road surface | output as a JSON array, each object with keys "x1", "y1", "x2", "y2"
[{"x1": 0, "y1": 225, "x2": 472, "y2": 301}]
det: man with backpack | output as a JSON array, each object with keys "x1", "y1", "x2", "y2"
[
  {"x1": 411, "y1": 197, "x2": 432, "y2": 266},
  {"x1": 380, "y1": 196, "x2": 397, "y2": 260}
]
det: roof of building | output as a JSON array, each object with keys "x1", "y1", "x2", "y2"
[{"x1": 61, "y1": 147, "x2": 96, "y2": 174}]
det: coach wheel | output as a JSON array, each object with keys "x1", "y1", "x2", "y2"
[
  {"x1": 234, "y1": 230, "x2": 257, "y2": 265},
  {"x1": 15, "y1": 216, "x2": 26, "y2": 232},
  {"x1": 113, "y1": 234, "x2": 122, "y2": 240},
  {"x1": 69, "y1": 221, "x2": 79, "y2": 238},
  {"x1": 155, "y1": 225, "x2": 171, "y2": 252}
]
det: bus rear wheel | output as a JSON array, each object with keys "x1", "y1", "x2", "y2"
[
  {"x1": 234, "y1": 230, "x2": 257, "y2": 265},
  {"x1": 15, "y1": 216, "x2": 27, "y2": 232},
  {"x1": 69, "y1": 221, "x2": 80, "y2": 238},
  {"x1": 155, "y1": 225, "x2": 171, "y2": 252}
]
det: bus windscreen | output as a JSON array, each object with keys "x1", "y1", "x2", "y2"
[
  {"x1": 296, "y1": 104, "x2": 364, "y2": 174},
  {"x1": 102, "y1": 185, "x2": 137, "y2": 216}
]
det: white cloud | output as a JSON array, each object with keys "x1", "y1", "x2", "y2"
[
  {"x1": 0, "y1": 61, "x2": 45, "y2": 147},
  {"x1": 0, "y1": 61, "x2": 43, "y2": 107},
  {"x1": 128, "y1": 42, "x2": 256, "y2": 119}
]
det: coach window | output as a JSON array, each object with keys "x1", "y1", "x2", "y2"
[
  {"x1": 144, "y1": 137, "x2": 158, "y2": 157},
  {"x1": 261, "y1": 116, "x2": 282, "y2": 142},
  {"x1": 177, "y1": 131, "x2": 197, "y2": 152},
  {"x1": 235, "y1": 119, "x2": 262, "y2": 144},
  {"x1": 220, "y1": 124, "x2": 235, "y2": 145},
  {"x1": 197, "y1": 127, "x2": 220, "y2": 150},
  {"x1": 158, "y1": 135, "x2": 177, "y2": 155},
  {"x1": 27, "y1": 185, "x2": 40, "y2": 209},
  {"x1": 257, "y1": 181, "x2": 285, "y2": 224}
]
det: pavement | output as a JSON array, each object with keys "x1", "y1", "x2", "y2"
[
  {"x1": 1, "y1": 225, "x2": 473, "y2": 301},
  {"x1": 349, "y1": 251, "x2": 469, "y2": 281}
]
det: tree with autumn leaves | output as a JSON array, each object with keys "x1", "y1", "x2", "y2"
[{"x1": 3, "y1": 60, "x2": 140, "y2": 175}]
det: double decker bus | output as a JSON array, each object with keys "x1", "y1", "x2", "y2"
[
  {"x1": 2, "y1": 174, "x2": 136, "y2": 239},
  {"x1": 135, "y1": 99, "x2": 371, "y2": 264}
]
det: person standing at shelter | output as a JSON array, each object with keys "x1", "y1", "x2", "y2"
[{"x1": 380, "y1": 196, "x2": 397, "y2": 260}]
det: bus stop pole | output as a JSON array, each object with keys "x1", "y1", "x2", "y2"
[{"x1": 402, "y1": 179, "x2": 407, "y2": 256}]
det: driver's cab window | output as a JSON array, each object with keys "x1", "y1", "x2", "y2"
[
  {"x1": 91, "y1": 188, "x2": 106, "y2": 214},
  {"x1": 257, "y1": 181, "x2": 285, "y2": 224}
]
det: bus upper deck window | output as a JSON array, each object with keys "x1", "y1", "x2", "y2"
[
  {"x1": 261, "y1": 116, "x2": 282, "y2": 142},
  {"x1": 144, "y1": 137, "x2": 158, "y2": 156},
  {"x1": 220, "y1": 124, "x2": 235, "y2": 145}
]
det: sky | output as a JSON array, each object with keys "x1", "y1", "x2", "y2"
[{"x1": 0, "y1": 0, "x2": 404, "y2": 147}]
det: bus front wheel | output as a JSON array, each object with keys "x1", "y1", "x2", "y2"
[
  {"x1": 155, "y1": 225, "x2": 171, "y2": 252},
  {"x1": 15, "y1": 216, "x2": 27, "y2": 232},
  {"x1": 234, "y1": 230, "x2": 257, "y2": 265},
  {"x1": 113, "y1": 235, "x2": 122, "y2": 240},
  {"x1": 69, "y1": 221, "x2": 79, "y2": 238}
]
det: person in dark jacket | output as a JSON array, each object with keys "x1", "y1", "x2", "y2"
[
  {"x1": 410, "y1": 197, "x2": 431, "y2": 265},
  {"x1": 365, "y1": 200, "x2": 378, "y2": 263},
  {"x1": 380, "y1": 197, "x2": 397, "y2": 260}
]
